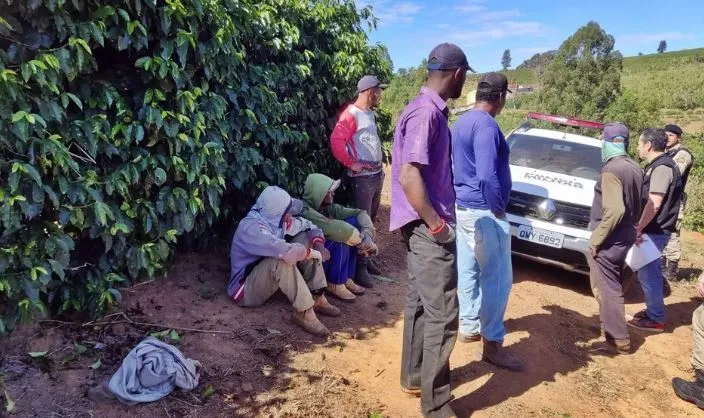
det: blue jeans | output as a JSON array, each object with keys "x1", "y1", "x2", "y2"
[
  {"x1": 637, "y1": 233, "x2": 670, "y2": 323},
  {"x1": 456, "y1": 207, "x2": 513, "y2": 342}
]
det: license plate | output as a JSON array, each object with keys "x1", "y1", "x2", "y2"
[{"x1": 516, "y1": 225, "x2": 564, "y2": 248}]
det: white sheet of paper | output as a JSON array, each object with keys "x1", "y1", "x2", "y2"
[{"x1": 625, "y1": 234, "x2": 661, "y2": 271}]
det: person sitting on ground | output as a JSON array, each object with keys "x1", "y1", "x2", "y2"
[
  {"x1": 300, "y1": 173, "x2": 378, "y2": 303},
  {"x1": 227, "y1": 186, "x2": 340, "y2": 336},
  {"x1": 672, "y1": 273, "x2": 704, "y2": 409}
]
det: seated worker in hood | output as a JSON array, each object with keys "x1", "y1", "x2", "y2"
[
  {"x1": 301, "y1": 173, "x2": 378, "y2": 302},
  {"x1": 228, "y1": 186, "x2": 340, "y2": 336}
]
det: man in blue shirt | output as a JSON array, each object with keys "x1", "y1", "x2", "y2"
[{"x1": 451, "y1": 72, "x2": 522, "y2": 371}]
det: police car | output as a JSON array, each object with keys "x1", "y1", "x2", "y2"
[{"x1": 505, "y1": 112, "x2": 606, "y2": 275}]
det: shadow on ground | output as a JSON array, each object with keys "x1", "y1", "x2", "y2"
[{"x1": 450, "y1": 298, "x2": 701, "y2": 417}]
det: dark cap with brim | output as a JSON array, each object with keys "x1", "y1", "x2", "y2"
[
  {"x1": 357, "y1": 75, "x2": 388, "y2": 92},
  {"x1": 664, "y1": 124, "x2": 683, "y2": 136},
  {"x1": 477, "y1": 72, "x2": 512, "y2": 94},
  {"x1": 427, "y1": 43, "x2": 475, "y2": 73}
]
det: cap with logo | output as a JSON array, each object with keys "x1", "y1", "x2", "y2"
[
  {"x1": 427, "y1": 43, "x2": 475, "y2": 73},
  {"x1": 357, "y1": 75, "x2": 388, "y2": 93},
  {"x1": 664, "y1": 124, "x2": 683, "y2": 136},
  {"x1": 477, "y1": 72, "x2": 512, "y2": 94}
]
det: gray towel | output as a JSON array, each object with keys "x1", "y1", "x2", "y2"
[{"x1": 108, "y1": 337, "x2": 200, "y2": 405}]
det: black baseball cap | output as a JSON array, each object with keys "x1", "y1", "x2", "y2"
[
  {"x1": 664, "y1": 124, "x2": 683, "y2": 136},
  {"x1": 477, "y1": 72, "x2": 512, "y2": 94},
  {"x1": 427, "y1": 43, "x2": 475, "y2": 73}
]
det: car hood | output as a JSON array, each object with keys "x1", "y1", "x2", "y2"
[{"x1": 510, "y1": 165, "x2": 595, "y2": 207}]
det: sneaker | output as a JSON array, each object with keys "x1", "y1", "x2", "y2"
[
  {"x1": 313, "y1": 295, "x2": 341, "y2": 317},
  {"x1": 292, "y1": 309, "x2": 329, "y2": 336},
  {"x1": 625, "y1": 310, "x2": 648, "y2": 321},
  {"x1": 345, "y1": 279, "x2": 366, "y2": 295},
  {"x1": 627, "y1": 313, "x2": 664, "y2": 333},
  {"x1": 326, "y1": 283, "x2": 356, "y2": 303}
]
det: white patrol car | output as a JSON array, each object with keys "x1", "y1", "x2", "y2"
[{"x1": 505, "y1": 112, "x2": 606, "y2": 275}]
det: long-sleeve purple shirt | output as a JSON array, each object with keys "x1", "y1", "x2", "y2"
[
  {"x1": 451, "y1": 109, "x2": 512, "y2": 214},
  {"x1": 390, "y1": 87, "x2": 456, "y2": 231}
]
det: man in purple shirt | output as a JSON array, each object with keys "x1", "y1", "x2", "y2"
[
  {"x1": 391, "y1": 43, "x2": 472, "y2": 418},
  {"x1": 451, "y1": 73, "x2": 523, "y2": 372}
]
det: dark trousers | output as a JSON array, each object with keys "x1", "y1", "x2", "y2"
[
  {"x1": 345, "y1": 171, "x2": 384, "y2": 220},
  {"x1": 588, "y1": 242, "x2": 631, "y2": 341},
  {"x1": 400, "y1": 221, "x2": 459, "y2": 418}
]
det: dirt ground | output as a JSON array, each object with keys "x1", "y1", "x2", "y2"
[{"x1": 2, "y1": 174, "x2": 704, "y2": 418}]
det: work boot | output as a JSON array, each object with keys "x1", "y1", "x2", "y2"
[
  {"x1": 481, "y1": 339, "x2": 524, "y2": 371},
  {"x1": 605, "y1": 336, "x2": 631, "y2": 354},
  {"x1": 666, "y1": 260, "x2": 680, "y2": 282},
  {"x1": 326, "y1": 283, "x2": 356, "y2": 303},
  {"x1": 672, "y1": 369, "x2": 704, "y2": 409},
  {"x1": 345, "y1": 278, "x2": 365, "y2": 295},
  {"x1": 292, "y1": 308, "x2": 329, "y2": 336},
  {"x1": 458, "y1": 332, "x2": 481, "y2": 343},
  {"x1": 313, "y1": 294, "x2": 341, "y2": 317},
  {"x1": 354, "y1": 259, "x2": 375, "y2": 289},
  {"x1": 367, "y1": 258, "x2": 382, "y2": 276}
]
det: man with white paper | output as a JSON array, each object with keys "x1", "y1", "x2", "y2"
[
  {"x1": 628, "y1": 128, "x2": 684, "y2": 333},
  {"x1": 587, "y1": 122, "x2": 643, "y2": 354}
]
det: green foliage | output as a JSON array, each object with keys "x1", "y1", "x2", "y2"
[
  {"x1": 539, "y1": 21, "x2": 622, "y2": 120},
  {"x1": 380, "y1": 62, "x2": 427, "y2": 123},
  {"x1": 0, "y1": 0, "x2": 391, "y2": 332},
  {"x1": 516, "y1": 50, "x2": 556, "y2": 77},
  {"x1": 501, "y1": 49, "x2": 511, "y2": 70},
  {"x1": 622, "y1": 49, "x2": 704, "y2": 111},
  {"x1": 683, "y1": 131, "x2": 704, "y2": 233},
  {"x1": 604, "y1": 89, "x2": 662, "y2": 150}
]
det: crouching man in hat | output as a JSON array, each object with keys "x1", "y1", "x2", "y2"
[
  {"x1": 228, "y1": 186, "x2": 340, "y2": 336},
  {"x1": 300, "y1": 173, "x2": 378, "y2": 303}
]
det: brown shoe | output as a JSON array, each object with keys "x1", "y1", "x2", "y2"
[
  {"x1": 606, "y1": 337, "x2": 631, "y2": 354},
  {"x1": 313, "y1": 295, "x2": 341, "y2": 317},
  {"x1": 401, "y1": 386, "x2": 421, "y2": 397},
  {"x1": 345, "y1": 279, "x2": 366, "y2": 295},
  {"x1": 292, "y1": 309, "x2": 329, "y2": 336},
  {"x1": 458, "y1": 332, "x2": 481, "y2": 343},
  {"x1": 481, "y1": 339, "x2": 524, "y2": 371},
  {"x1": 327, "y1": 283, "x2": 356, "y2": 303}
]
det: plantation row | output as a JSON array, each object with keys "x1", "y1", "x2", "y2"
[{"x1": 0, "y1": 0, "x2": 392, "y2": 332}]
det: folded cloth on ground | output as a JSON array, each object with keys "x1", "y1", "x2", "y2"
[{"x1": 107, "y1": 337, "x2": 200, "y2": 405}]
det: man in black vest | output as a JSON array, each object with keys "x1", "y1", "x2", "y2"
[
  {"x1": 628, "y1": 128, "x2": 684, "y2": 333},
  {"x1": 588, "y1": 122, "x2": 643, "y2": 353},
  {"x1": 662, "y1": 124, "x2": 694, "y2": 281}
]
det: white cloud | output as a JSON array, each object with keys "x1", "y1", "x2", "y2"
[
  {"x1": 455, "y1": 0, "x2": 487, "y2": 13},
  {"x1": 470, "y1": 9, "x2": 521, "y2": 22},
  {"x1": 451, "y1": 21, "x2": 549, "y2": 45},
  {"x1": 356, "y1": 0, "x2": 423, "y2": 25},
  {"x1": 619, "y1": 32, "x2": 697, "y2": 44}
]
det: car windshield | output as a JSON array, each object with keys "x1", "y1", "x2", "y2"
[{"x1": 507, "y1": 133, "x2": 603, "y2": 181}]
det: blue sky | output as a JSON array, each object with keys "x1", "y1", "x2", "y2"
[{"x1": 356, "y1": 0, "x2": 704, "y2": 73}]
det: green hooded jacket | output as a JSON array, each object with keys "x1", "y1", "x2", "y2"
[{"x1": 301, "y1": 173, "x2": 375, "y2": 245}]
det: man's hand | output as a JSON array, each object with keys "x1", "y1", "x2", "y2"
[
  {"x1": 589, "y1": 246, "x2": 598, "y2": 259},
  {"x1": 358, "y1": 233, "x2": 376, "y2": 252},
  {"x1": 493, "y1": 211, "x2": 506, "y2": 220},
  {"x1": 697, "y1": 275, "x2": 704, "y2": 298},
  {"x1": 313, "y1": 243, "x2": 331, "y2": 262},
  {"x1": 429, "y1": 219, "x2": 456, "y2": 244},
  {"x1": 635, "y1": 229, "x2": 644, "y2": 246},
  {"x1": 350, "y1": 162, "x2": 364, "y2": 173}
]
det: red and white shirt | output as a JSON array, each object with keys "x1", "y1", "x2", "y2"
[{"x1": 330, "y1": 104, "x2": 382, "y2": 176}]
